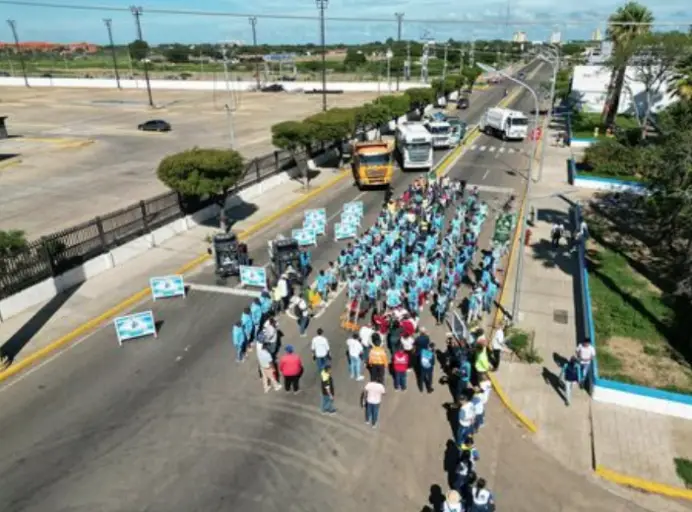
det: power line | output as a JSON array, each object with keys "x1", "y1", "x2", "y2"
[{"x1": 1, "y1": 0, "x2": 691, "y2": 27}]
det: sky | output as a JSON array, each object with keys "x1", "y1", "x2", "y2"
[{"x1": 0, "y1": 0, "x2": 690, "y2": 46}]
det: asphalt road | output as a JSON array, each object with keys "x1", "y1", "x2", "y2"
[{"x1": 0, "y1": 60, "x2": 652, "y2": 512}]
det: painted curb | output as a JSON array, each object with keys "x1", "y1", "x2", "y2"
[
  {"x1": 0, "y1": 157, "x2": 22, "y2": 171},
  {"x1": 595, "y1": 465, "x2": 692, "y2": 501},
  {"x1": 0, "y1": 171, "x2": 350, "y2": 384}
]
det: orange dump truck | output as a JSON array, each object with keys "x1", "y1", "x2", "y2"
[{"x1": 351, "y1": 140, "x2": 395, "y2": 189}]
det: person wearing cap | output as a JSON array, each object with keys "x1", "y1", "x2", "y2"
[
  {"x1": 278, "y1": 345, "x2": 303, "y2": 394},
  {"x1": 442, "y1": 490, "x2": 463, "y2": 512}
]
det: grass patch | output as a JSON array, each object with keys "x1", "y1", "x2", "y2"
[
  {"x1": 570, "y1": 112, "x2": 639, "y2": 140},
  {"x1": 587, "y1": 239, "x2": 692, "y2": 394},
  {"x1": 506, "y1": 328, "x2": 543, "y2": 364},
  {"x1": 674, "y1": 458, "x2": 692, "y2": 488}
]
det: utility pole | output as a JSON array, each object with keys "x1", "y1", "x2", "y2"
[
  {"x1": 6, "y1": 20, "x2": 29, "y2": 87},
  {"x1": 103, "y1": 19, "x2": 121, "y2": 89},
  {"x1": 470, "y1": 40, "x2": 475, "y2": 68},
  {"x1": 395, "y1": 12, "x2": 403, "y2": 91},
  {"x1": 405, "y1": 41, "x2": 411, "y2": 81},
  {"x1": 249, "y1": 16, "x2": 261, "y2": 90},
  {"x1": 316, "y1": 0, "x2": 328, "y2": 112},
  {"x1": 221, "y1": 47, "x2": 236, "y2": 149},
  {"x1": 442, "y1": 42, "x2": 449, "y2": 81},
  {"x1": 459, "y1": 49, "x2": 465, "y2": 74},
  {"x1": 129, "y1": 6, "x2": 154, "y2": 108}
]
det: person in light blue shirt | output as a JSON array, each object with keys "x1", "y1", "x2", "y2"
[
  {"x1": 386, "y1": 287, "x2": 402, "y2": 309},
  {"x1": 315, "y1": 269, "x2": 329, "y2": 301},
  {"x1": 241, "y1": 307, "x2": 254, "y2": 342},
  {"x1": 366, "y1": 277, "x2": 378, "y2": 306},
  {"x1": 434, "y1": 291, "x2": 449, "y2": 325},
  {"x1": 483, "y1": 280, "x2": 499, "y2": 313},
  {"x1": 232, "y1": 321, "x2": 246, "y2": 362},
  {"x1": 250, "y1": 299, "x2": 263, "y2": 337},
  {"x1": 260, "y1": 291, "x2": 272, "y2": 317},
  {"x1": 299, "y1": 248, "x2": 311, "y2": 280},
  {"x1": 480, "y1": 268, "x2": 491, "y2": 289},
  {"x1": 406, "y1": 283, "x2": 419, "y2": 313}
]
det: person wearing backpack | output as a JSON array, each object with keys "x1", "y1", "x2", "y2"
[
  {"x1": 418, "y1": 342, "x2": 436, "y2": 393},
  {"x1": 559, "y1": 356, "x2": 583, "y2": 406}
]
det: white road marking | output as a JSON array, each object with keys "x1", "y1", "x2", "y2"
[
  {"x1": 190, "y1": 283, "x2": 263, "y2": 298},
  {"x1": 482, "y1": 169, "x2": 490, "y2": 180},
  {"x1": 480, "y1": 146, "x2": 487, "y2": 152},
  {"x1": 470, "y1": 144, "x2": 478, "y2": 150},
  {"x1": 473, "y1": 184, "x2": 515, "y2": 194},
  {"x1": 488, "y1": 146, "x2": 496, "y2": 153},
  {"x1": 498, "y1": 147, "x2": 505, "y2": 154}
]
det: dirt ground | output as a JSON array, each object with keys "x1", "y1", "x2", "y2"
[{"x1": 0, "y1": 88, "x2": 378, "y2": 237}]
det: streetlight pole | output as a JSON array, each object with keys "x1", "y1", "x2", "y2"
[
  {"x1": 386, "y1": 48, "x2": 393, "y2": 92},
  {"x1": 442, "y1": 43, "x2": 449, "y2": 82},
  {"x1": 395, "y1": 12, "x2": 403, "y2": 91},
  {"x1": 221, "y1": 47, "x2": 235, "y2": 149},
  {"x1": 129, "y1": 6, "x2": 154, "y2": 107},
  {"x1": 316, "y1": 0, "x2": 328, "y2": 112},
  {"x1": 103, "y1": 19, "x2": 121, "y2": 89},
  {"x1": 478, "y1": 62, "x2": 539, "y2": 322},
  {"x1": 536, "y1": 52, "x2": 559, "y2": 182},
  {"x1": 249, "y1": 16, "x2": 261, "y2": 90},
  {"x1": 6, "y1": 20, "x2": 29, "y2": 87}
]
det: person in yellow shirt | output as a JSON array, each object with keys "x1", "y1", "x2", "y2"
[
  {"x1": 367, "y1": 335, "x2": 389, "y2": 384},
  {"x1": 474, "y1": 344, "x2": 491, "y2": 383}
]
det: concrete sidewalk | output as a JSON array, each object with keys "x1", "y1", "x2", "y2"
[
  {"x1": 0, "y1": 168, "x2": 344, "y2": 369},
  {"x1": 492, "y1": 120, "x2": 692, "y2": 511}
]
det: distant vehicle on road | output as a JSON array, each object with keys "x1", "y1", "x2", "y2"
[
  {"x1": 488, "y1": 76, "x2": 502, "y2": 84},
  {"x1": 457, "y1": 97, "x2": 469, "y2": 109},
  {"x1": 395, "y1": 123, "x2": 433, "y2": 171},
  {"x1": 138, "y1": 120, "x2": 172, "y2": 132},
  {"x1": 518, "y1": 71, "x2": 526, "y2": 80},
  {"x1": 479, "y1": 107, "x2": 529, "y2": 141}
]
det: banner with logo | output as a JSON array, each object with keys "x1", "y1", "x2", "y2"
[
  {"x1": 334, "y1": 222, "x2": 358, "y2": 241},
  {"x1": 343, "y1": 201, "x2": 364, "y2": 217},
  {"x1": 240, "y1": 265, "x2": 268, "y2": 288},
  {"x1": 114, "y1": 311, "x2": 157, "y2": 346},
  {"x1": 150, "y1": 275, "x2": 186, "y2": 300},
  {"x1": 303, "y1": 218, "x2": 326, "y2": 235},
  {"x1": 292, "y1": 228, "x2": 317, "y2": 246}
]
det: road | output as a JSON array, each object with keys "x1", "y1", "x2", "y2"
[{"x1": 0, "y1": 61, "x2": 651, "y2": 512}]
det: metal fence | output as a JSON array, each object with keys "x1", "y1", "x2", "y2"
[{"x1": 0, "y1": 143, "x2": 327, "y2": 300}]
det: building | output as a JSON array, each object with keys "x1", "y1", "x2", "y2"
[
  {"x1": 571, "y1": 64, "x2": 677, "y2": 114},
  {"x1": 550, "y1": 31, "x2": 561, "y2": 45},
  {"x1": 512, "y1": 31, "x2": 528, "y2": 43},
  {"x1": 591, "y1": 28, "x2": 603, "y2": 42},
  {"x1": 0, "y1": 41, "x2": 99, "y2": 53},
  {"x1": 585, "y1": 41, "x2": 613, "y2": 65}
]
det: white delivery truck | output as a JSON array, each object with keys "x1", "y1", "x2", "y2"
[
  {"x1": 479, "y1": 107, "x2": 529, "y2": 141},
  {"x1": 395, "y1": 123, "x2": 434, "y2": 171}
]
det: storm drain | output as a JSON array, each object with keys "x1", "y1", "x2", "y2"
[{"x1": 553, "y1": 309, "x2": 569, "y2": 325}]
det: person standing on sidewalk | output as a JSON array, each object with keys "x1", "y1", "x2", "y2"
[
  {"x1": 575, "y1": 338, "x2": 595, "y2": 386},
  {"x1": 559, "y1": 356, "x2": 583, "y2": 406},
  {"x1": 278, "y1": 345, "x2": 303, "y2": 394},
  {"x1": 457, "y1": 392, "x2": 475, "y2": 445},
  {"x1": 490, "y1": 325, "x2": 506, "y2": 371},
  {"x1": 367, "y1": 336, "x2": 389, "y2": 383},
  {"x1": 319, "y1": 365, "x2": 337, "y2": 415},
  {"x1": 392, "y1": 345, "x2": 409, "y2": 391},
  {"x1": 257, "y1": 343, "x2": 281, "y2": 393},
  {"x1": 418, "y1": 342, "x2": 436, "y2": 393},
  {"x1": 311, "y1": 328, "x2": 331, "y2": 371},
  {"x1": 362, "y1": 376, "x2": 386, "y2": 428},
  {"x1": 346, "y1": 333, "x2": 365, "y2": 381},
  {"x1": 442, "y1": 490, "x2": 463, "y2": 512}
]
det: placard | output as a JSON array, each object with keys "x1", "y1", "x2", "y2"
[
  {"x1": 447, "y1": 311, "x2": 469, "y2": 344},
  {"x1": 150, "y1": 275, "x2": 186, "y2": 300},
  {"x1": 292, "y1": 228, "x2": 317, "y2": 246},
  {"x1": 334, "y1": 222, "x2": 358, "y2": 241},
  {"x1": 303, "y1": 218, "x2": 326, "y2": 235},
  {"x1": 114, "y1": 311, "x2": 157, "y2": 346},
  {"x1": 343, "y1": 201, "x2": 364, "y2": 217},
  {"x1": 240, "y1": 265, "x2": 268, "y2": 288},
  {"x1": 341, "y1": 212, "x2": 361, "y2": 227},
  {"x1": 304, "y1": 208, "x2": 327, "y2": 223}
]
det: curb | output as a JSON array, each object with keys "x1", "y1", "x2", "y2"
[
  {"x1": 0, "y1": 156, "x2": 22, "y2": 171},
  {"x1": 0, "y1": 170, "x2": 350, "y2": 385},
  {"x1": 595, "y1": 465, "x2": 692, "y2": 502}
]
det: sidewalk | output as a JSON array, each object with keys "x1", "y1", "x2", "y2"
[
  {"x1": 492, "y1": 120, "x2": 692, "y2": 511},
  {"x1": 0, "y1": 167, "x2": 344, "y2": 369}
]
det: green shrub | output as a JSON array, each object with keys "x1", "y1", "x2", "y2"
[{"x1": 674, "y1": 457, "x2": 692, "y2": 488}]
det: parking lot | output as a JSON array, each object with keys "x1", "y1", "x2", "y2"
[{"x1": 0, "y1": 87, "x2": 378, "y2": 238}]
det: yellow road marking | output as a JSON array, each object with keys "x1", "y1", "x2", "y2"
[
  {"x1": 595, "y1": 465, "x2": 692, "y2": 501},
  {"x1": 0, "y1": 157, "x2": 22, "y2": 171}
]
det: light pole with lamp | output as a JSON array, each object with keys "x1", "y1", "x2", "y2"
[
  {"x1": 221, "y1": 47, "x2": 236, "y2": 149},
  {"x1": 476, "y1": 61, "x2": 540, "y2": 323},
  {"x1": 386, "y1": 48, "x2": 393, "y2": 92},
  {"x1": 316, "y1": 0, "x2": 329, "y2": 112}
]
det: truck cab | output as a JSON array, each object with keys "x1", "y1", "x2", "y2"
[
  {"x1": 351, "y1": 140, "x2": 395, "y2": 189},
  {"x1": 479, "y1": 107, "x2": 529, "y2": 141},
  {"x1": 424, "y1": 119, "x2": 453, "y2": 149},
  {"x1": 447, "y1": 118, "x2": 467, "y2": 146}
]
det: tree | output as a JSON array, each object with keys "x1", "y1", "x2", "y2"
[
  {"x1": 462, "y1": 66, "x2": 482, "y2": 92},
  {"x1": 343, "y1": 48, "x2": 366, "y2": 69},
  {"x1": 672, "y1": 40, "x2": 692, "y2": 100},
  {"x1": 157, "y1": 148, "x2": 245, "y2": 206},
  {"x1": 405, "y1": 87, "x2": 435, "y2": 109},
  {"x1": 374, "y1": 94, "x2": 411, "y2": 119},
  {"x1": 305, "y1": 109, "x2": 356, "y2": 145},
  {"x1": 356, "y1": 103, "x2": 391, "y2": 137},
  {"x1": 128, "y1": 39, "x2": 149, "y2": 61},
  {"x1": 602, "y1": 2, "x2": 654, "y2": 127},
  {"x1": 271, "y1": 121, "x2": 315, "y2": 187},
  {"x1": 0, "y1": 230, "x2": 27, "y2": 256},
  {"x1": 163, "y1": 44, "x2": 191, "y2": 63}
]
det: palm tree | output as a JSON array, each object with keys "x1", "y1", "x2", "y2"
[
  {"x1": 672, "y1": 50, "x2": 692, "y2": 100},
  {"x1": 602, "y1": 2, "x2": 654, "y2": 127}
]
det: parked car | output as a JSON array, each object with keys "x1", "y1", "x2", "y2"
[
  {"x1": 0, "y1": 71, "x2": 10, "y2": 77},
  {"x1": 138, "y1": 120, "x2": 172, "y2": 132},
  {"x1": 457, "y1": 97, "x2": 470, "y2": 110}
]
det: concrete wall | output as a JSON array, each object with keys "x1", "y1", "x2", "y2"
[
  {"x1": 572, "y1": 65, "x2": 677, "y2": 115},
  {"x1": 0, "y1": 146, "x2": 338, "y2": 323}
]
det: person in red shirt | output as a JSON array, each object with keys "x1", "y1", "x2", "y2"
[
  {"x1": 278, "y1": 345, "x2": 303, "y2": 394},
  {"x1": 392, "y1": 345, "x2": 410, "y2": 391}
]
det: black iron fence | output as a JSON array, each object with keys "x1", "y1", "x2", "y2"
[{"x1": 0, "y1": 143, "x2": 328, "y2": 300}]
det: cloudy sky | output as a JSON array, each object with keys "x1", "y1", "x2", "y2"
[{"x1": 0, "y1": 0, "x2": 690, "y2": 45}]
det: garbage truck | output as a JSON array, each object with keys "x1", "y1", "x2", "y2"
[{"x1": 479, "y1": 107, "x2": 529, "y2": 141}]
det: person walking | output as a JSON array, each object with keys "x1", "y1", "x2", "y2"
[
  {"x1": 559, "y1": 356, "x2": 583, "y2": 406},
  {"x1": 575, "y1": 338, "x2": 595, "y2": 386},
  {"x1": 490, "y1": 326, "x2": 505, "y2": 371},
  {"x1": 469, "y1": 478, "x2": 495, "y2": 511},
  {"x1": 346, "y1": 333, "x2": 365, "y2": 381},
  {"x1": 457, "y1": 392, "x2": 475, "y2": 445},
  {"x1": 362, "y1": 376, "x2": 386, "y2": 428},
  {"x1": 319, "y1": 365, "x2": 337, "y2": 415},
  {"x1": 260, "y1": 317, "x2": 279, "y2": 361},
  {"x1": 231, "y1": 321, "x2": 246, "y2": 363},
  {"x1": 294, "y1": 295, "x2": 310, "y2": 337},
  {"x1": 278, "y1": 345, "x2": 303, "y2": 394},
  {"x1": 442, "y1": 490, "x2": 463, "y2": 512},
  {"x1": 311, "y1": 328, "x2": 331, "y2": 371},
  {"x1": 257, "y1": 343, "x2": 281, "y2": 393},
  {"x1": 418, "y1": 341, "x2": 436, "y2": 393},
  {"x1": 392, "y1": 344, "x2": 409, "y2": 391},
  {"x1": 471, "y1": 387, "x2": 485, "y2": 434},
  {"x1": 367, "y1": 336, "x2": 389, "y2": 383}
]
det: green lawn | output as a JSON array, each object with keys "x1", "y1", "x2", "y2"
[
  {"x1": 571, "y1": 112, "x2": 639, "y2": 140},
  {"x1": 675, "y1": 457, "x2": 692, "y2": 488},
  {"x1": 575, "y1": 161, "x2": 644, "y2": 183},
  {"x1": 586, "y1": 221, "x2": 692, "y2": 394}
]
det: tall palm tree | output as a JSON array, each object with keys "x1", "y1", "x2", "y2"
[{"x1": 602, "y1": 2, "x2": 654, "y2": 127}]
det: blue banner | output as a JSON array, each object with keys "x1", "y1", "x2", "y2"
[
  {"x1": 150, "y1": 275, "x2": 186, "y2": 300},
  {"x1": 304, "y1": 208, "x2": 327, "y2": 223},
  {"x1": 114, "y1": 311, "x2": 157, "y2": 346},
  {"x1": 341, "y1": 212, "x2": 361, "y2": 227},
  {"x1": 292, "y1": 228, "x2": 317, "y2": 246},
  {"x1": 334, "y1": 222, "x2": 358, "y2": 241},
  {"x1": 240, "y1": 265, "x2": 268, "y2": 288},
  {"x1": 303, "y1": 218, "x2": 326, "y2": 235},
  {"x1": 343, "y1": 201, "x2": 364, "y2": 217}
]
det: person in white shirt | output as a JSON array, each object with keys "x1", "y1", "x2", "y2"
[
  {"x1": 363, "y1": 377, "x2": 386, "y2": 428},
  {"x1": 442, "y1": 490, "x2": 462, "y2": 512},
  {"x1": 358, "y1": 324, "x2": 374, "y2": 361},
  {"x1": 575, "y1": 338, "x2": 596, "y2": 386},
  {"x1": 256, "y1": 344, "x2": 281, "y2": 393},
  {"x1": 479, "y1": 375, "x2": 492, "y2": 405},
  {"x1": 457, "y1": 394, "x2": 475, "y2": 445},
  {"x1": 311, "y1": 328, "x2": 331, "y2": 371},
  {"x1": 490, "y1": 326, "x2": 506, "y2": 370},
  {"x1": 470, "y1": 478, "x2": 495, "y2": 511},
  {"x1": 346, "y1": 333, "x2": 364, "y2": 381},
  {"x1": 277, "y1": 275, "x2": 290, "y2": 310}
]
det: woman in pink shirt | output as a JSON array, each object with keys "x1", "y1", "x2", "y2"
[
  {"x1": 278, "y1": 345, "x2": 303, "y2": 394},
  {"x1": 392, "y1": 345, "x2": 410, "y2": 391}
]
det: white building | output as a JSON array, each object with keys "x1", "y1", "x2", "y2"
[
  {"x1": 512, "y1": 31, "x2": 528, "y2": 43},
  {"x1": 550, "y1": 31, "x2": 561, "y2": 44},
  {"x1": 591, "y1": 28, "x2": 603, "y2": 42},
  {"x1": 571, "y1": 65, "x2": 678, "y2": 115}
]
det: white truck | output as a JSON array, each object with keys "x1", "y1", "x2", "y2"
[
  {"x1": 395, "y1": 123, "x2": 434, "y2": 171},
  {"x1": 479, "y1": 107, "x2": 529, "y2": 141},
  {"x1": 424, "y1": 119, "x2": 454, "y2": 149}
]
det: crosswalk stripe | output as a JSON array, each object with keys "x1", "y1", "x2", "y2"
[
  {"x1": 488, "y1": 147, "x2": 496, "y2": 152},
  {"x1": 480, "y1": 146, "x2": 487, "y2": 151},
  {"x1": 471, "y1": 144, "x2": 478, "y2": 150},
  {"x1": 498, "y1": 147, "x2": 505, "y2": 153}
]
